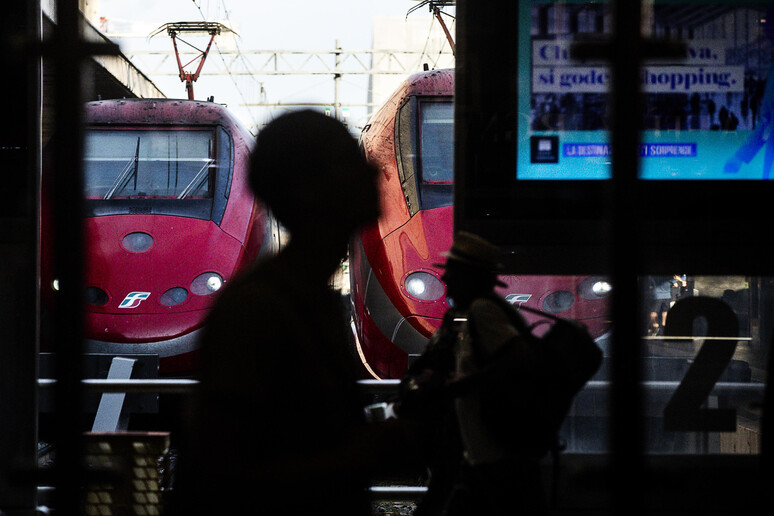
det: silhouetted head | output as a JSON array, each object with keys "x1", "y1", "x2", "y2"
[
  {"x1": 249, "y1": 109, "x2": 380, "y2": 238},
  {"x1": 436, "y1": 231, "x2": 506, "y2": 307}
]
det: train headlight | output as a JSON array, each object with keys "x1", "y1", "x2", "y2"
[
  {"x1": 191, "y1": 272, "x2": 223, "y2": 295},
  {"x1": 577, "y1": 276, "x2": 612, "y2": 300},
  {"x1": 592, "y1": 281, "x2": 612, "y2": 296},
  {"x1": 542, "y1": 290, "x2": 575, "y2": 314},
  {"x1": 85, "y1": 287, "x2": 109, "y2": 306},
  {"x1": 403, "y1": 271, "x2": 445, "y2": 302},
  {"x1": 160, "y1": 287, "x2": 188, "y2": 307}
]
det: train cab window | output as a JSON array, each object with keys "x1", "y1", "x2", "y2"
[
  {"x1": 82, "y1": 127, "x2": 233, "y2": 222},
  {"x1": 417, "y1": 100, "x2": 454, "y2": 209},
  {"x1": 84, "y1": 129, "x2": 216, "y2": 199}
]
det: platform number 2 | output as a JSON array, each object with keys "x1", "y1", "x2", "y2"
[{"x1": 663, "y1": 296, "x2": 738, "y2": 432}]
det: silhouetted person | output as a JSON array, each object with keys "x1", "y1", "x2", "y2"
[
  {"x1": 647, "y1": 275, "x2": 673, "y2": 336},
  {"x1": 719, "y1": 106, "x2": 729, "y2": 130},
  {"x1": 690, "y1": 93, "x2": 701, "y2": 129},
  {"x1": 173, "y1": 110, "x2": 412, "y2": 515},
  {"x1": 401, "y1": 232, "x2": 547, "y2": 516},
  {"x1": 707, "y1": 97, "x2": 716, "y2": 127}
]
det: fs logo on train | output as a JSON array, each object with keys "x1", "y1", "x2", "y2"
[
  {"x1": 119, "y1": 291, "x2": 151, "y2": 308},
  {"x1": 506, "y1": 294, "x2": 532, "y2": 306}
]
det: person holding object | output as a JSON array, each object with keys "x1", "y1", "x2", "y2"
[{"x1": 398, "y1": 231, "x2": 549, "y2": 516}]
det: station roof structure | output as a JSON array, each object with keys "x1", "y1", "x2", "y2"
[{"x1": 42, "y1": 1, "x2": 165, "y2": 100}]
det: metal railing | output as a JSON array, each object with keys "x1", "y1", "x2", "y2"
[
  {"x1": 36, "y1": 378, "x2": 766, "y2": 397},
  {"x1": 36, "y1": 376, "x2": 766, "y2": 504},
  {"x1": 36, "y1": 378, "x2": 397, "y2": 393}
]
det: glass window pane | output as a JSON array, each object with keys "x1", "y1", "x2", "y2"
[
  {"x1": 639, "y1": 275, "x2": 767, "y2": 455},
  {"x1": 521, "y1": 0, "x2": 611, "y2": 179},
  {"x1": 640, "y1": 2, "x2": 773, "y2": 180},
  {"x1": 559, "y1": 274, "x2": 768, "y2": 455},
  {"x1": 83, "y1": 129, "x2": 215, "y2": 199},
  {"x1": 420, "y1": 102, "x2": 454, "y2": 184},
  {"x1": 418, "y1": 101, "x2": 454, "y2": 210},
  {"x1": 520, "y1": 0, "x2": 774, "y2": 180}
]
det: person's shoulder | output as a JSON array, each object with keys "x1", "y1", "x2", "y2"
[
  {"x1": 468, "y1": 295, "x2": 521, "y2": 330},
  {"x1": 468, "y1": 296, "x2": 521, "y2": 354},
  {"x1": 228, "y1": 257, "x2": 285, "y2": 292},
  {"x1": 469, "y1": 295, "x2": 510, "y2": 316},
  {"x1": 199, "y1": 259, "x2": 292, "y2": 357},
  {"x1": 205, "y1": 259, "x2": 288, "y2": 321}
]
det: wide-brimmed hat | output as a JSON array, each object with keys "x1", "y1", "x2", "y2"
[{"x1": 436, "y1": 231, "x2": 507, "y2": 279}]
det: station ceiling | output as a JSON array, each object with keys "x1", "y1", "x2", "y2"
[{"x1": 42, "y1": 5, "x2": 165, "y2": 101}]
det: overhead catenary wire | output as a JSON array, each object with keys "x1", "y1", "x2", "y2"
[
  {"x1": 192, "y1": 0, "x2": 261, "y2": 132},
  {"x1": 116, "y1": 2, "x2": 453, "y2": 132},
  {"x1": 218, "y1": 0, "x2": 268, "y2": 121},
  {"x1": 435, "y1": 17, "x2": 455, "y2": 66}
]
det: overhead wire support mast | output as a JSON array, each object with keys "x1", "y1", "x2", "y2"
[
  {"x1": 408, "y1": 1, "x2": 456, "y2": 56},
  {"x1": 149, "y1": 21, "x2": 236, "y2": 100}
]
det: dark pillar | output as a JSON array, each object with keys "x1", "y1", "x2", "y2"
[
  {"x1": 50, "y1": 0, "x2": 87, "y2": 514},
  {"x1": 0, "y1": 1, "x2": 41, "y2": 514},
  {"x1": 608, "y1": 2, "x2": 645, "y2": 514}
]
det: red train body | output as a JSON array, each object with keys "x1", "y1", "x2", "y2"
[
  {"x1": 350, "y1": 69, "x2": 611, "y2": 380},
  {"x1": 42, "y1": 99, "x2": 278, "y2": 376}
]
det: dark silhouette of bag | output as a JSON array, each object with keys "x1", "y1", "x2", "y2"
[{"x1": 470, "y1": 295, "x2": 603, "y2": 459}]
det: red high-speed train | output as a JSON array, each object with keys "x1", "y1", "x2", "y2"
[
  {"x1": 350, "y1": 69, "x2": 612, "y2": 380},
  {"x1": 42, "y1": 98, "x2": 280, "y2": 376}
]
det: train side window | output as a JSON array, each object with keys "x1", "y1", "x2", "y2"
[
  {"x1": 417, "y1": 101, "x2": 454, "y2": 210},
  {"x1": 395, "y1": 97, "x2": 420, "y2": 216},
  {"x1": 211, "y1": 126, "x2": 233, "y2": 226}
]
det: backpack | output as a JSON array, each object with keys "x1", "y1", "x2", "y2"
[{"x1": 468, "y1": 295, "x2": 603, "y2": 459}]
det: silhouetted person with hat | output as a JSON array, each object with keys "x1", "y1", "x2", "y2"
[
  {"x1": 173, "y1": 109, "x2": 415, "y2": 515},
  {"x1": 400, "y1": 231, "x2": 547, "y2": 515}
]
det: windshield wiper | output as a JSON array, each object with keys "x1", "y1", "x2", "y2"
[
  {"x1": 103, "y1": 137, "x2": 140, "y2": 200},
  {"x1": 177, "y1": 159, "x2": 214, "y2": 199}
]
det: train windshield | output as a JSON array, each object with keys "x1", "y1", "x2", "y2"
[
  {"x1": 82, "y1": 127, "x2": 233, "y2": 222},
  {"x1": 418, "y1": 101, "x2": 454, "y2": 209},
  {"x1": 83, "y1": 129, "x2": 217, "y2": 199}
]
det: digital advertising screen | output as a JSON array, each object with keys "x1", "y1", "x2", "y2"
[{"x1": 519, "y1": 0, "x2": 774, "y2": 180}]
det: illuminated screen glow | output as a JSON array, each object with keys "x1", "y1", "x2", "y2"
[{"x1": 518, "y1": 0, "x2": 774, "y2": 180}]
